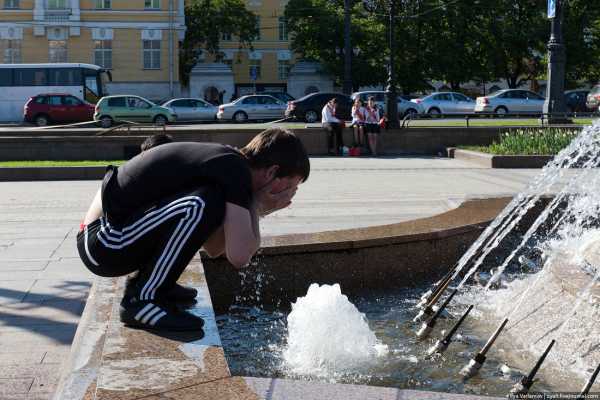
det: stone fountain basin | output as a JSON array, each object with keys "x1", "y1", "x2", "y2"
[{"x1": 55, "y1": 196, "x2": 568, "y2": 399}]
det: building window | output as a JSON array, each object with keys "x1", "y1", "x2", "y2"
[
  {"x1": 4, "y1": 0, "x2": 19, "y2": 9},
  {"x1": 143, "y1": 39, "x2": 161, "y2": 69},
  {"x1": 144, "y1": 0, "x2": 160, "y2": 9},
  {"x1": 278, "y1": 17, "x2": 288, "y2": 41},
  {"x1": 254, "y1": 16, "x2": 260, "y2": 40},
  {"x1": 49, "y1": 40, "x2": 67, "y2": 62},
  {"x1": 223, "y1": 59, "x2": 232, "y2": 68},
  {"x1": 94, "y1": 40, "x2": 112, "y2": 69},
  {"x1": 249, "y1": 59, "x2": 261, "y2": 79},
  {"x1": 47, "y1": 0, "x2": 67, "y2": 9},
  {"x1": 278, "y1": 60, "x2": 290, "y2": 80},
  {"x1": 94, "y1": 0, "x2": 111, "y2": 9},
  {"x1": 3, "y1": 39, "x2": 22, "y2": 63},
  {"x1": 221, "y1": 32, "x2": 232, "y2": 41}
]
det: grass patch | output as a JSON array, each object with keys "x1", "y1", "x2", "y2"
[
  {"x1": 459, "y1": 128, "x2": 579, "y2": 155},
  {"x1": 0, "y1": 160, "x2": 125, "y2": 167}
]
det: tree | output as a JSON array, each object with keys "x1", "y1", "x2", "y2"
[
  {"x1": 179, "y1": 0, "x2": 258, "y2": 87},
  {"x1": 418, "y1": 0, "x2": 492, "y2": 90},
  {"x1": 478, "y1": 0, "x2": 547, "y2": 88},
  {"x1": 285, "y1": 0, "x2": 387, "y2": 91},
  {"x1": 562, "y1": 0, "x2": 600, "y2": 86}
]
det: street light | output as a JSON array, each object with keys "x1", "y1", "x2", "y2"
[
  {"x1": 543, "y1": 0, "x2": 569, "y2": 123},
  {"x1": 363, "y1": 0, "x2": 399, "y2": 128}
]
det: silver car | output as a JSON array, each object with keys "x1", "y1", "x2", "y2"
[
  {"x1": 412, "y1": 92, "x2": 476, "y2": 115},
  {"x1": 475, "y1": 89, "x2": 545, "y2": 115},
  {"x1": 351, "y1": 91, "x2": 424, "y2": 116},
  {"x1": 161, "y1": 98, "x2": 218, "y2": 121},
  {"x1": 217, "y1": 95, "x2": 287, "y2": 122}
]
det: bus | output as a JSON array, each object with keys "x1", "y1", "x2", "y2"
[{"x1": 0, "y1": 63, "x2": 112, "y2": 123}]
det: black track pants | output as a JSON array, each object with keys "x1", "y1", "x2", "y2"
[{"x1": 77, "y1": 185, "x2": 224, "y2": 301}]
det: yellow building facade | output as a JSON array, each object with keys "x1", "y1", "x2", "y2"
[{"x1": 0, "y1": 0, "x2": 186, "y2": 100}]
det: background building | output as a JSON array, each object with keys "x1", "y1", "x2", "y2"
[
  {"x1": 0, "y1": 0, "x2": 186, "y2": 101},
  {"x1": 190, "y1": 0, "x2": 334, "y2": 103}
]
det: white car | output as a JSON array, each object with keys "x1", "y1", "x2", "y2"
[
  {"x1": 412, "y1": 92, "x2": 476, "y2": 115},
  {"x1": 161, "y1": 98, "x2": 217, "y2": 121},
  {"x1": 475, "y1": 89, "x2": 545, "y2": 115},
  {"x1": 217, "y1": 95, "x2": 287, "y2": 122}
]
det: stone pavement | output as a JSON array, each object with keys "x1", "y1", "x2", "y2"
[{"x1": 0, "y1": 156, "x2": 543, "y2": 399}]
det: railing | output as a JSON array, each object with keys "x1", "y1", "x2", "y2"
[
  {"x1": 399, "y1": 111, "x2": 600, "y2": 129},
  {"x1": 45, "y1": 8, "x2": 71, "y2": 22}
]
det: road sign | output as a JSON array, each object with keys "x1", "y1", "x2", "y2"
[
  {"x1": 548, "y1": 0, "x2": 556, "y2": 19},
  {"x1": 250, "y1": 66, "x2": 258, "y2": 81}
]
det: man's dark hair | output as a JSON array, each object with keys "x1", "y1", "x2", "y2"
[
  {"x1": 240, "y1": 128, "x2": 310, "y2": 182},
  {"x1": 368, "y1": 96, "x2": 375, "y2": 101},
  {"x1": 140, "y1": 133, "x2": 174, "y2": 152}
]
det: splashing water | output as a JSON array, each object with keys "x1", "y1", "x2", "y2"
[{"x1": 282, "y1": 284, "x2": 388, "y2": 379}]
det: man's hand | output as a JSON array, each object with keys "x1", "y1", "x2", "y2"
[{"x1": 254, "y1": 178, "x2": 297, "y2": 216}]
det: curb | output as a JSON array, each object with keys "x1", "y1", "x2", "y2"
[{"x1": 449, "y1": 148, "x2": 553, "y2": 168}]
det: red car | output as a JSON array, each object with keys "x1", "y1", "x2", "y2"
[{"x1": 24, "y1": 93, "x2": 95, "y2": 126}]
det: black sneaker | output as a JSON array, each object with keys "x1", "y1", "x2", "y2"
[
  {"x1": 119, "y1": 298, "x2": 204, "y2": 332},
  {"x1": 164, "y1": 283, "x2": 198, "y2": 302},
  {"x1": 124, "y1": 276, "x2": 197, "y2": 303}
]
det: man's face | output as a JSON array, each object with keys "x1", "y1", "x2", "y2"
[{"x1": 270, "y1": 175, "x2": 303, "y2": 197}]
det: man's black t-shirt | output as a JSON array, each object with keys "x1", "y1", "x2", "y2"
[{"x1": 101, "y1": 142, "x2": 252, "y2": 224}]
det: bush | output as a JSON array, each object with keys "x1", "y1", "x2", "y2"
[{"x1": 469, "y1": 128, "x2": 579, "y2": 155}]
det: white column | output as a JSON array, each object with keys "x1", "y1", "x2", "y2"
[
  {"x1": 69, "y1": 0, "x2": 80, "y2": 35},
  {"x1": 33, "y1": 0, "x2": 45, "y2": 36}
]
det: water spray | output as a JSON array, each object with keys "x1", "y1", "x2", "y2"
[
  {"x1": 460, "y1": 318, "x2": 508, "y2": 380},
  {"x1": 509, "y1": 340, "x2": 555, "y2": 396},
  {"x1": 427, "y1": 305, "x2": 474, "y2": 356},
  {"x1": 416, "y1": 289, "x2": 458, "y2": 340},
  {"x1": 578, "y1": 363, "x2": 600, "y2": 399}
]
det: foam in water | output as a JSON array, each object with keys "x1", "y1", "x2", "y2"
[{"x1": 282, "y1": 283, "x2": 388, "y2": 379}]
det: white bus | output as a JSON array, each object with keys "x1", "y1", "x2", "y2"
[{"x1": 0, "y1": 63, "x2": 111, "y2": 123}]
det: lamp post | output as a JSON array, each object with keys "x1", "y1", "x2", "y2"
[
  {"x1": 363, "y1": 0, "x2": 399, "y2": 128},
  {"x1": 543, "y1": 0, "x2": 569, "y2": 123},
  {"x1": 343, "y1": 0, "x2": 353, "y2": 95}
]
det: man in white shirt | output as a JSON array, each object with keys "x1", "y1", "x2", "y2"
[{"x1": 321, "y1": 98, "x2": 345, "y2": 156}]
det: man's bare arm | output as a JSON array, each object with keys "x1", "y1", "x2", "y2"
[
  {"x1": 223, "y1": 202, "x2": 261, "y2": 268},
  {"x1": 202, "y1": 224, "x2": 225, "y2": 258},
  {"x1": 83, "y1": 188, "x2": 103, "y2": 225}
]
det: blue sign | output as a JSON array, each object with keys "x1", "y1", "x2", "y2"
[
  {"x1": 250, "y1": 66, "x2": 258, "y2": 81},
  {"x1": 548, "y1": 0, "x2": 556, "y2": 19}
]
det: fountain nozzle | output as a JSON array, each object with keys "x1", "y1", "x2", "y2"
[
  {"x1": 460, "y1": 318, "x2": 508, "y2": 380},
  {"x1": 578, "y1": 363, "x2": 600, "y2": 399},
  {"x1": 427, "y1": 305, "x2": 474, "y2": 356},
  {"x1": 416, "y1": 289, "x2": 458, "y2": 340},
  {"x1": 416, "y1": 269, "x2": 454, "y2": 309},
  {"x1": 509, "y1": 340, "x2": 555, "y2": 396}
]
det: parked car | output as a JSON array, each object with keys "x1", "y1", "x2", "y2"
[
  {"x1": 161, "y1": 98, "x2": 217, "y2": 121},
  {"x1": 285, "y1": 92, "x2": 352, "y2": 123},
  {"x1": 24, "y1": 93, "x2": 95, "y2": 126},
  {"x1": 94, "y1": 95, "x2": 177, "y2": 128},
  {"x1": 474, "y1": 89, "x2": 545, "y2": 115},
  {"x1": 564, "y1": 90, "x2": 591, "y2": 113},
  {"x1": 351, "y1": 91, "x2": 424, "y2": 117},
  {"x1": 260, "y1": 91, "x2": 295, "y2": 103},
  {"x1": 585, "y1": 85, "x2": 600, "y2": 111},
  {"x1": 412, "y1": 92, "x2": 476, "y2": 115},
  {"x1": 217, "y1": 95, "x2": 287, "y2": 122}
]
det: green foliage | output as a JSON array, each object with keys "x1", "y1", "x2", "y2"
[
  {"x1": 179, "y1": 0, "x2": 258, "y2": 86},
  {"x1": 475, "y1": 128, "x2": 579, "y2": 155},
  {"x1": 284, "y1": 0, "x2": 600, "y2": 92},
  {"x1": 285, "y1": 0, "x2": 387, "y2": 90}
]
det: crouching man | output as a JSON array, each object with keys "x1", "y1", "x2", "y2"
[{"x1": 76, "y1": 128, "x2": 310, "y2": 332}]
